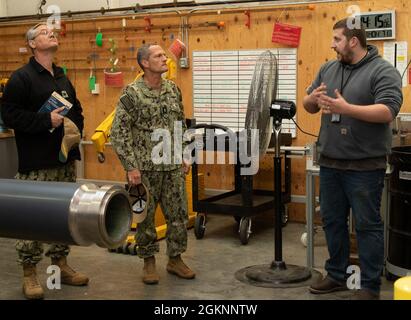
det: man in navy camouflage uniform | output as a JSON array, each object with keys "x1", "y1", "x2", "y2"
[{"x1": 111, "y1": 44, "x2": 195, "y2": 285}]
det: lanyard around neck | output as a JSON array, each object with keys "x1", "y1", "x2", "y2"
[{"x1": 340, "y1": 66, "x2": 353, "y2": 95}]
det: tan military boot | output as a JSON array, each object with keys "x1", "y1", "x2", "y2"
[
  {"x1": 166, "y1": 255, "x2": 195, "y2": 279},
  {"x1": 22, "y1": 263, "x2": 44, "y2": 300},
  {"x1": 142, "y1": 256, "x2": 159, "y2": 285},
  {"x1": 51, "y1": 257, "x2": 89, "y2": 286}
]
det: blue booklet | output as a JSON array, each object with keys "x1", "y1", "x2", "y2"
[
  {"x1": 38, "y1": 91, "x2": 73, "y2": 132},
  {"x1": 38, "y1": 91, "x2": 72, "y2": 116}
]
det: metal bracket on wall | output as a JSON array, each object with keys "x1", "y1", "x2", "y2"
[
  {"x1": 179, "y1": 16, "x2": 190, "y2": 69},
  {"x1": 244, "y1": 10, "x2": 251, "y2": 29}
]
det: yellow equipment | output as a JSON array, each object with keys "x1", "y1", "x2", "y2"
[
  {"x1": 394, "y1": 276, "x2": 411, "y2": 300},
  {"x1": 112, "y1": 172, "x2": 205, "y2": 255},
  {"x1": 0, "y1": 78, "x2": 10, "y2": 132},
  {"x1": 0, "y1": 78, "x2": 9, "y2": 98},
  {"x1": 91, "y1": 58, "x2": 177, "y2": 162}
]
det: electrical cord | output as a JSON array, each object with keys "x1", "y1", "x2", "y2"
[
  {"x1": 282, "y1": 106, "x2": 318, "y2": 138},
  {"x1": 290, "y1": 117, "x2": 318, "y2": 138},
  {"x1": 401, "y1": 58, "x2": 411, "y2": 80}
]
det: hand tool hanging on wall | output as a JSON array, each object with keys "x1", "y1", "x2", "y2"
[
  {"x1": 59, "y1": 21, "x2": 67, "y2": 37},
  {"x1": 244, "y1": 10, "x2": 251, "y2": 29},
  {"x1": 122, "y1": 18, "x2": 128, "y2": 41},
  {"x1": 96, "y1": 28, "x2": 103, "y2": 47},
  {"x1": 144, "y1": 16, "x2": 152, "y2": 33},
  {"x1": 89, "y1": 68, "x2": 96, "y2": 94},
  {"x1": 88, "y1": 49, "x2": 99, "y2": 94},
  {"x1": 179, "y1": 16, "x2": 189, "y2": 69}
]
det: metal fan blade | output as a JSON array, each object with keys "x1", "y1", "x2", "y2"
[{"x1": 244, "y1": 50, "x2": 278, "y2": 156}]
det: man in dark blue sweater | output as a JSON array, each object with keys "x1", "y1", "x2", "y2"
[
  {"x1": 1, "y1": 23, "x2": 87, "y2": 299},
  {"x1": 303, "y1": 18, "x2": 403, "y2": 300}
]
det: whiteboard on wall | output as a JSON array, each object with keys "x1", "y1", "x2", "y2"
[{"x1": 192, "y1": 48, "x2": 297, "y2": 137}]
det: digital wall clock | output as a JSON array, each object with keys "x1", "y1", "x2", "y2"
[{"x1": 356, "y1": 10, "x2": 395, "y2": 40}]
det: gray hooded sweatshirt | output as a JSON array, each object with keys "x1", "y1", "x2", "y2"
[{"x1": 307, "y1": 44, "x2": 403, "y2": 170}]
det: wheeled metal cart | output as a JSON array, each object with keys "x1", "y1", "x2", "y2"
[{"x1": 190, "y1": 123, "x2": 292, "y2": 244}]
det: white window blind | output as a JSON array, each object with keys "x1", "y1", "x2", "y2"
[{"x1": 192, "y1": 48, "x2": 297, "y2": 137}]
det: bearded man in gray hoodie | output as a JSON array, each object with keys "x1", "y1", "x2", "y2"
[{"x1": 303, "y1": 18, "x2": 402, "y2": 300}]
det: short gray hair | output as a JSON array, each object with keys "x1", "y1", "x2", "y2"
[
  {"x1": 26, "y1": 23, "x2": 44, "y2": 42},
  {"x1": 137, "y1": 44, "x2": 155, "y2": 70}
]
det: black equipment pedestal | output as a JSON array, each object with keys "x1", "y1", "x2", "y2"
[{"x1": 236, "y1": 119, "x2": 318, "y2": 288}]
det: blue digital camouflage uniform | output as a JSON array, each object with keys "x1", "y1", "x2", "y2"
[
  {"x1": 15, "y1": 161, "x2": 76, "y2": 265},
  {"x1": 110, "y1": 77, "x2": 189, "y2": 258}
]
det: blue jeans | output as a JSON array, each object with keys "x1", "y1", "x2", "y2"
[{"x1": 320, "y1": 166, "x2": 385, "y2": 293}]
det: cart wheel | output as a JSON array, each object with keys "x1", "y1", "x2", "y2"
[
  {"x1": 129, "y1": 243, "x2": 138, "y2": 255},
  {"x1": 122, "y1": 242, "x2": 130, "y2": 255},
  {"x1": 281, "y1": 204, "x2": 288, "y2": 227},
  {"x1": 239, "y1": 217, "x2": 252, "y2": 245},
  {"x1": 97, "y1": 152, "x2": 105, "y2": 163},
  {"x1": 385, "y1": 271, "x2": 398, "y2": 282},
  {"x1": 194, "y1": 214, "x2": 206, "y2": 239},
  {"x1": 234, "y1": 215, "x2": 241, "y2": 224},
  {"x1": 300, "y1": 232, "x2": 308, "y2": 247}
]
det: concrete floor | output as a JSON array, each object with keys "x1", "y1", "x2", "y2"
[{"x1": 0, "y1": 211, "x2": 395, "y2": 300}]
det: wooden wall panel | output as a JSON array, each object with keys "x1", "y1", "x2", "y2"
[{"x1": 1, "y1": 0, "x2": 410, "y2": 223}]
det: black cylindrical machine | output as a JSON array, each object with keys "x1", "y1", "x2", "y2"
[
  {"x1": 0, "y1": 179, "x2": 132, "y2": 249},
  {"x1": 387, "y1": 146, "x2": 411, "y2": 277}
]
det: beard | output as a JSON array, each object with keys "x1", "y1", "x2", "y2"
[{"x1": 335, "y1": 47, "x2": 354, "y2": 65}]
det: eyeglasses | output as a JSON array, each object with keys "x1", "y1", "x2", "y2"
[{"x1": 34, "y1": 29, "x2": 55, "y2": 38}]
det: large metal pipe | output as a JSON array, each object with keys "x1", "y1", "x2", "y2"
[{"x1": 0, "y1": 179, "x2": 132, "y2": 249}]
